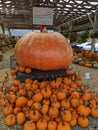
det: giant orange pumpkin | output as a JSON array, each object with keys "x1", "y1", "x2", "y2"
[{"x1": 14, "y1": 32, "x2": 73, "y2": 70}]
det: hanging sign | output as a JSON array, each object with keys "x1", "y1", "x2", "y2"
[{"x1": 33, "y1": 7, "x2": 53, "y2": 25}]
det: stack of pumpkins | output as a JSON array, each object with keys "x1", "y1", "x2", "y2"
[
  {"x1": 73, "y1": 50, "x2": 98, "y2": 68},
  {"x1": 0, "y1": 32, "x2": 98, "y2": 130}
]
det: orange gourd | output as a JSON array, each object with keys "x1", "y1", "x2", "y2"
[
  {"x1": 14, "y1": 32, "x2": 73, "y2": 70},
  {"x1": 5, "y1": 114, "x2": 16, "y2": 126},
  {"x1": 16, "y1": 112, "x2": 25, "y2": 125},
  {"x1": 29, "y1": 107, "x2": 40, "y2": 121},
  {"x1": 69, "y1": 116, "x2": 77, "y2": 127},
  {"x1": 57, "y1": 121, "x2": 71, "y2": 130},
  {"x1": 49, "y1": 107, "x2": 59, "y2": 118},
  {"x1": 24, "y1": 121, "x2": 36, "y2": 130},
  {"x1": 3, "y1": 106, "x2": 14, "y2": 117},
  {"x1": 78, "y1": 116, "x2": 89, "y2": 128},
  {"x1": 91, "y1": 108, "x2": 98, "y2": 118},
  {"x1": 61, "y1": 110, "x2": 72, "y2": 122},
  {"x1": 41, "y1": 87, "x2": 52, "y2": 98},
  {"x1": 16, "y1": 96, "x2": 27, "y2": 107},
  {"x1": 33, "y1": 92, "x2": 43, "y2": 102},
  {"x1": 48, "y1": 120, "x2": 57, "y2": 130},
  {"x1": 60, "y1": 100, "x2": 70, "y2": 109},
  {"x1": 37, "y1": 118, "x2": 47, "y2": 130},
  {"x1": 85, "y1": 63, "x2": 92, "y2": 68},
  {"x1": 41, "y1": 104, "x2": 49, "y2": 114}
]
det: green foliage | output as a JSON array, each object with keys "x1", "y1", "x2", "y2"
[
  {"x1": 89, "y1": 30, "x2": 98, "y2": 38},
  {"x1": 78, "y1": 31, "x2": 89, "y2": 43},
  {"x1": 62, "y1": 32, "x2": 79, "y2": 43},
  {"x1": 63, "y1": 33, "x2": 69, "y2": 38},
  {"x1": 70, "y1": 32, "x2": 79, "y2": 42}
]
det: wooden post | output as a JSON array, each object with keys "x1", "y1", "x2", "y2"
[
  {"x1": 88, "y1": 11, "x2": 98, "y2": 52},
  {"x1": 0, "y1": 23, "x2": 5, "y2": 34},
  {"x1": 65, "y1": 20, "x2": 74, "y2": 42}
]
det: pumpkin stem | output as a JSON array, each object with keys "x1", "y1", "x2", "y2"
[
  {"x1": 32, "y1": 106, "x2": 36, "y2": 115},
  {"x1": 50, "y1": 101, "x2": 55, "y2": 109},
  {"x1": 6, "y1": 72, "x2": 9, "y2": 78},
  {"x1": 59, "y1": 85, "x2": 63, "y2": 91},
  {"x1": 41, "y1": 115, "x2": 44, "y2": 122},
  {"x1": 4, "y1": 72, "x2": 9, "y2": 84},
  {"x1": 84, "y1": 101, "x2": 87, "y2": 107},
  {"x1": 5, "y1": 99, "x2": 10, "y2": 106},
  {"x1": 62, "y1": 120, "x2": 65, "y2": 126},
  {"x1": 44, "y1": 86, "x2": 47, "y2": 92},
  {"x1": 60, "y1": 114, "x2": 65, "y2": 126},
  {"x1": 91, "y1": 91, "x2": 96, "y2": 99},
  {"x1": 35, "y1": 89, "x2": 40, "y2": 94},
  {"x1": 2, "y1": 87, "x2": 6, "y2": 95},
  {"x1": 10, "y1": 114, "x2": 13, "y2": 124},
  {"x1": 51, "y1": 116, "x2": 54, "y2": 121},
  {"x1": 42, "y1": 27, "x2": 48, "y2": 33}
]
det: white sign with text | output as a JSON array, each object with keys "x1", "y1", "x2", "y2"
[{"x1": 33, "y1": 7, "x2": 53, "y2": 25}]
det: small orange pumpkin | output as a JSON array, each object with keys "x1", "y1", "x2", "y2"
[
  {"x1": 69, "y1": 116, "x2": 77, "y2": 127},
  {"x1": 3, "y1": 106, "x2": 14, "y2": 117},
  {"x1": 91, "y1": 108, "x2": 98, "y2": 118},
  {"x1": 25, "y1": 67, "x2": 32, "y2": 74},
  {"x1": 33, "y1": 92, "x2": 43, "y2": 102},
  {"x1": 61, "y1": 110, "x2": 72, "y2": 122},
  {"x1": 57, "y1": 121, "x2": 71, "y2": 130},
  {"x1": 5, "y1": 114, "x2": 16, "y2": 126},
  {"x1": 29, "y1": 107, "x2": 40, "y2": 121},
  {"x1": 78, "y1": 116, "x2": 89, "y2": 128},
  {"x1": 49, "y1": 107, "x2": 59, "y2": 118},
  {"x1": 37, "y1": 118, "x2": 47, "y2": 130},
  {"x1": 41, "y1": 104, "x2": 49, "y2": 114},
  {"x1": 48, "y1": 120, "x2": 57, "y2": 130},
  {"x1": 16, "y1": 96, "x2": 27, "y2": 107},
  {"x1": 16, "y1": 112, "x2": 26, "y2": 125},
  {"x1": 41, "y1": 87, "x2": 52, "y2": 99},
  {"x1": 24, "y1": 121, "x2": 36, "y2": 130}
]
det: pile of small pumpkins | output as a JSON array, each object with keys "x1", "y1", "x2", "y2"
[
  {"x1": 73, "y1": 50, "x2": 98, "y2": 68},
  {"x1": 0, "y1": 32, "x2": 98, "y2": 130},
  {"x1": 0, "y1": 66, "x2": 98, "y2": 130}
]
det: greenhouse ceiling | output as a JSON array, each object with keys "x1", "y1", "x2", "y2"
[{"x1": 0, "y1": 0, "x2": 98, "y2": 30}]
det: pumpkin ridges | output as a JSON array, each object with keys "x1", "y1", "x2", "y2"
[
  {"x1": 57, "y1": 121, "x2": 71, "y2": 130},
  {"x1": 69, "y1": 116, "x2": 77, "y2": 127},
  {"x1": 5, "y1": 114, "x2": 16, "y2": 126},
  {"x1": 29, "y1": 107, "x2": 40, "y2": 121},
  {"x1": 37, "y1": 118, "x2": 47, "y2": 130},
  {"x1": 16, "y1": 112, "x2": 26, "y2": 125},
  {"x1": 24, "y1": 121, "x2": 36, "y2": 130},
  {"x1": 16, "y1": 96, "x2": 27, "y2": 107},
  {"x1": 78, "y1": 116, "x2": 89, "y2": 128},
  {"x1": 14, "y1": 32, "x2": 73, "y2": 70},
  {"x1": 3, "y1": 106, "x2": 14, "y2": 117},
  {"x1": 48, "y1": 120, "x2": 57, "y2": 130},
  {"x1": 61, "y1": 109, "x2": 72, "y2": 122},
  {"x1": 91, "y1": 108, "x2": 98, "y2": 118}
]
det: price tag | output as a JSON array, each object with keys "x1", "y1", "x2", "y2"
[{"x1": 85, "y1": 72, "x2": 90, "y2": 80}]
